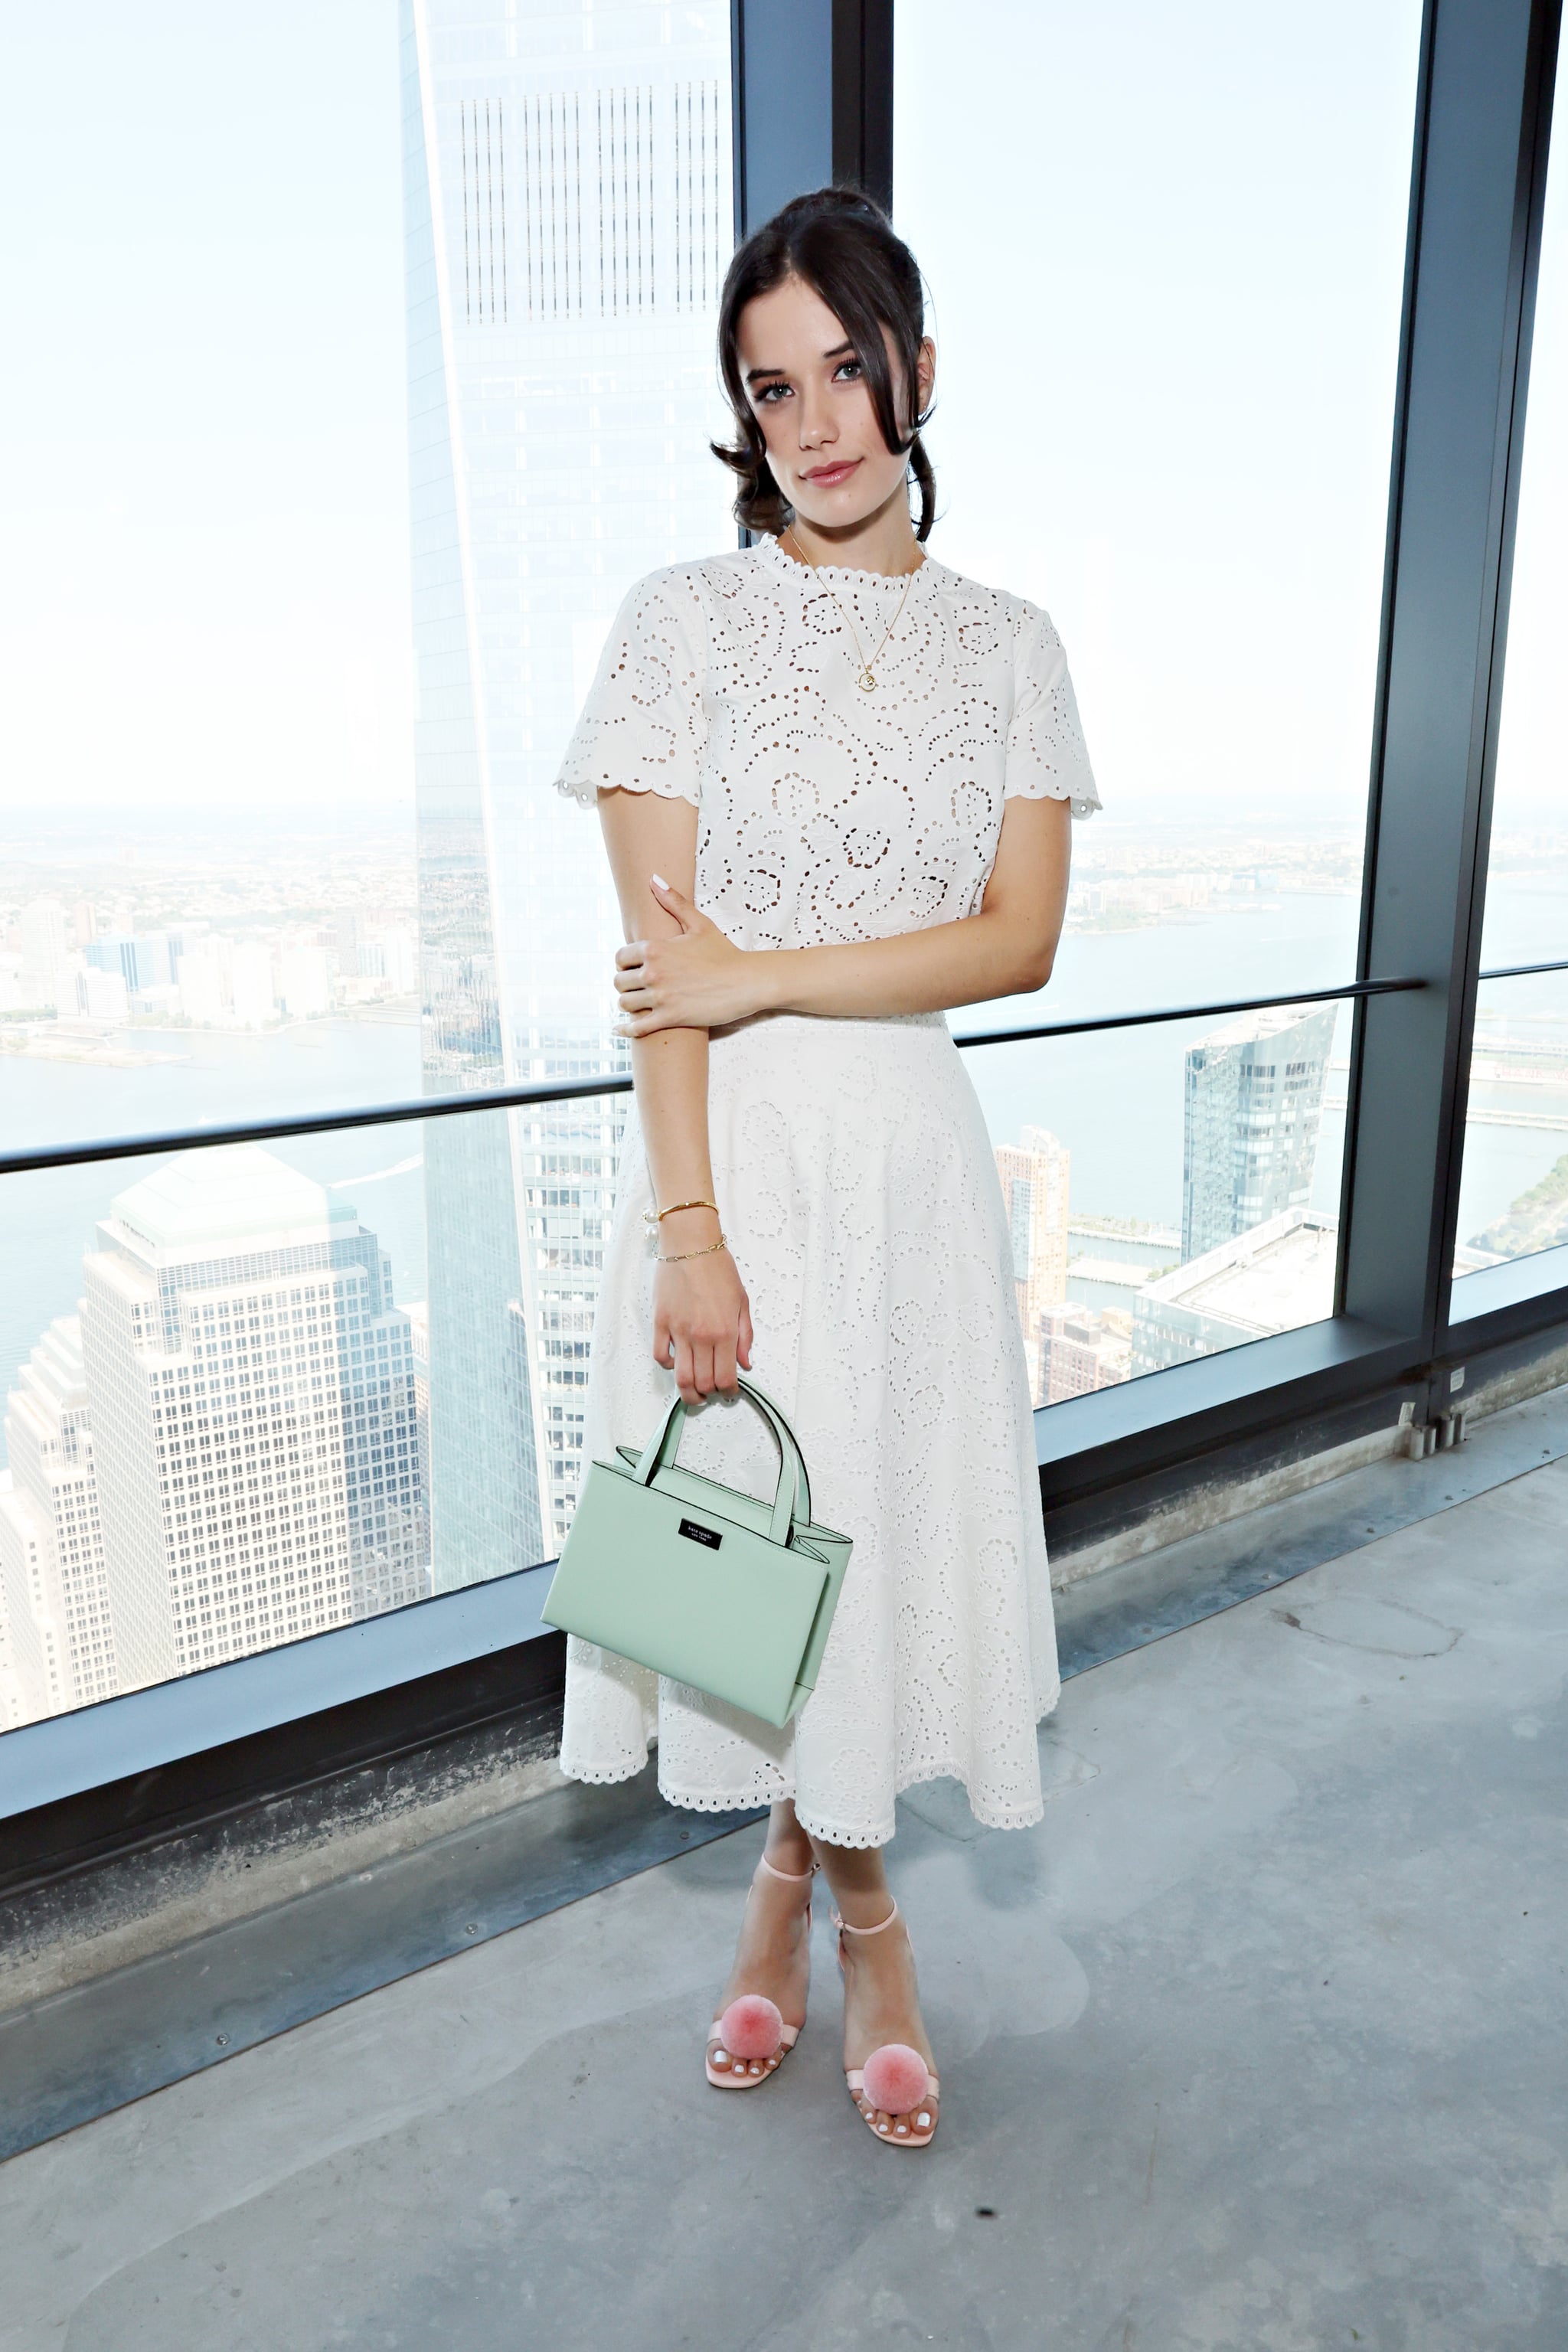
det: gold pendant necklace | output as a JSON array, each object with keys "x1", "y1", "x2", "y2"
[{"x1": 782, "y1": 528, "x2": 922, "y2": 691}]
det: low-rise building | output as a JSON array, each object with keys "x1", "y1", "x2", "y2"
[{"x1": 1132, "y1": 1207, "x2": 1338, "y2": 1377}]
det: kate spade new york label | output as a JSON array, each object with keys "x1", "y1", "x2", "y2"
[{"x1": 678, "y1": 1517, "x2": 722, "y2": 1550}]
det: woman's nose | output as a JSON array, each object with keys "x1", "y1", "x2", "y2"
[{"x1": 798, "y1": 391, "x2": 837, "y2": 450}]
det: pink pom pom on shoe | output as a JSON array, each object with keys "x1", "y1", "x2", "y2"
[
  {"x1": 718, "y1": 1994, "x2": 783, "y2": 2060},
  {"x1": 861, "y1": 2043, "x2": 930, "y2": 2115}
]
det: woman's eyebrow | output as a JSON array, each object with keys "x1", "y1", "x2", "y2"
[{"x1": 744, "y1": 339, "x2": 856, "y2": 387}]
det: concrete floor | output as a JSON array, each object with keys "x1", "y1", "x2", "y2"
[{"x1": 3, "y1": 1452, "x2": 1567, "y2": 2351}]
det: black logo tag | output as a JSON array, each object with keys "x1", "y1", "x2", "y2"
[{"x1": 678, "y1": 1517, "x2": 722, "y2": 1550}]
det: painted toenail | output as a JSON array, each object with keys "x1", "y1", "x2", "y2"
[
  {"x1": 916, "y1": 2112, "x2": 932, "y2": 2128},
  {"x1": 895, "y1": 2123, "x2": 909, "y2": 2135},
  {"x1": 877, "y1": 2122, "x2": 890, "y2": 2133},
  {"x1": 713, "y1": 2050, "x2": 727, "y2": 2065}
]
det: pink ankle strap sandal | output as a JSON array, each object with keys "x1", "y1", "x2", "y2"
[
  {"x1": 834, "y1": 1899, "x2": 940, "y2": 2148},
  {"x1": 705, "y1": 1853, "x2": 815, "y2": 2090}
]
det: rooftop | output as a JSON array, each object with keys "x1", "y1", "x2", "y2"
[
  {"x1": 106, "y1": 1145, "x2": 357, "y2": 1256},
  {"x1": 1140, "y1": 1207, "x2": 1338, "y2": 1340}
]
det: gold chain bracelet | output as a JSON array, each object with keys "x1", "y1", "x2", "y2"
[
  {"x1": 642, "y1": 1197, "x2": 718, "y2": 1227},
  {"x1": 658, "y1": 1232, "x2": 730, "y2": 1265}
]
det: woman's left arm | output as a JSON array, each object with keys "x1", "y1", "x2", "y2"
[{"x1": 612, "y1": 794, "x2": 1072, "y2": 1034}]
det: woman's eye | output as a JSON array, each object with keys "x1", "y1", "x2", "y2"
[
  {"x1": 756, "y1": 382, "x2": 791, "y2": 405},
  {"x1": 833, "y1": 358, "x2": 863, "y2": 381}
]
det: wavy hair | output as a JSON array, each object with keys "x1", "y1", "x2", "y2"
[{"x1": 712, "y1": 188, "x2": 936, "y2": 541}]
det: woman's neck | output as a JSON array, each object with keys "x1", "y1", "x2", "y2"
[{"x1": 779, "y1": 481, "x2": 923, "y2": 577}]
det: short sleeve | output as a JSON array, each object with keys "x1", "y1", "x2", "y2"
[
  {"x1": 554, "y1": 567, "x2": 710, "y2": 810},
  {"x1": 1004, "y1": 607, "x2": 1101, "y2": 817}
]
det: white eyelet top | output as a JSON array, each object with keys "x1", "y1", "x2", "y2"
[{"x1": 555, "y1": 537, "x2": 1099, "y2": 951}]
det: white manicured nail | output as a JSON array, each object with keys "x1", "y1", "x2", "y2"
[
  {"x1": 650, "y1": 873, "x2": 670, "y2": 890},
  {"x1": 916, "y1": 2112, "x2": 932, "y2": 2128}
]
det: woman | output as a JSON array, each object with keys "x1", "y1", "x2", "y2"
[{"x1": 554, "y1": 188, "x2": 1099, "y2": 2148}]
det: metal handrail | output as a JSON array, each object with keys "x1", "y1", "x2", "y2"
[
  {"x1": 1475, "y1": 957, "x2": 1568, "y2": 983},
  {"x1": 0, "y1": 974, "x2": 1426, "y2": 1179}
]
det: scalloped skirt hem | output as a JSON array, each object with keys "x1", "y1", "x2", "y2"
[{"x1": 557, "y1": 1679, "x2": 1062, "y2": 1850}]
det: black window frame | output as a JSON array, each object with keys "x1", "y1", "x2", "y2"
[{"x1": 1, "y1": 0, "x2": 1563, "y2": 1830}]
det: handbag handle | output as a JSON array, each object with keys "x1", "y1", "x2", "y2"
[{"x1": 633, "y1": 1376, "x2": 812, "y2": 1545}]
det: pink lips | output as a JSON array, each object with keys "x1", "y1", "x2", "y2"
[{"x1": 800, "y1": 459, "x2": 859, "y2": 486}]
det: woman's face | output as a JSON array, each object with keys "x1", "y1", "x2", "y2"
[{"x1": 736, "y1": 273, "x2": 933, "y2": 534}]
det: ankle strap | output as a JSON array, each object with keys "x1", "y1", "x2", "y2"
[
  {"x1": 832, "y1": 1898, "x2": 900, "y2": 1937},
  {"x1": 756, "y1": 1851, "x2": 815, "y2": 1885}
]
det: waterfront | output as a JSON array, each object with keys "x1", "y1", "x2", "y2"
[{"x1": 4, "y1": 884, "x2": 1566, "y2": 1471}]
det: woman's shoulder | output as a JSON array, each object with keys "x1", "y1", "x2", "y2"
[
  {"x1": 615, "y1": 545, "x2": 771, "y2": 623},
  {"x1": 921, "y1": 557, "x2": 1066, "y2": 668}
]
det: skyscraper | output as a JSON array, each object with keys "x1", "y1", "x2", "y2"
[
  {"x1": 995, "y1": 1128, "x2": 1071, "y2": 1403},
  {"x1": 0, "y1": 1319, "x2": 113, "y2": 1721},
  {"x1": 77, "y1": 1145, "x2": 426, "y2": 1691},
  {"x1": 19, "y1": 897, "x2": 74, "y2": 1015},
  {"x1": 1181, "y1": 1005, "x2": 1336, "y2": 1262},
  {"x1": 402, "y1": 0, "x2": 735, "y2": 1566}
]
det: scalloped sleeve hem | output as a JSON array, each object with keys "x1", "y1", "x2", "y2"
[
  {"x1": 551, "y1": 565, "x2": 710, "y2": 809},
  {"x1": 1002, "y1": 606, "x2": 1102, "y2": 818},
  {"x1": 554, "y1": 771, "x2": 703, "y2": 812}
]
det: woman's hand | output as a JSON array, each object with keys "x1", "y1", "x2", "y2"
[
  {"x1": 613, "y1": 878, "x2": 766, "y2": 1036},
  {"x1": 652, "y1": 1211, "x2": 754, "y2": 1404}
]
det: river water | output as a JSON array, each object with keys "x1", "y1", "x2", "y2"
[{"x1": 3, "y1": 884, "x2": 1566, "y2": 1455}]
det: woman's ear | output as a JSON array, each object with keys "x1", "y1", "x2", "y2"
[{"x1": 916, "y1": 335, "x2": 936, "y2": 422}]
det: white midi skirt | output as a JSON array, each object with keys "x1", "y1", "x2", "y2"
[{"x1": 557, "y1": 1008, "x2": 1060, "y2": 1847}]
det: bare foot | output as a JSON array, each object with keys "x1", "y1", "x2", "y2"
[
  {"x1": 706, "y1": 1849, "x2": 815, "y2": 2080},
  {"x1": 839, "y1": 1909, "x2": 939, "y2": 2140}
]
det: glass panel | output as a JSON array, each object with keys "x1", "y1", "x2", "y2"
[
  {"x1": 1452, "y1": 972, "x2": 1568, "y2": 1287},
  {"x1": 0, "y1": 6, "x2": 420, "y2": 1130},
  {"x1": 894, "y1": 0, "x2": 1423, "y2": 1030},
  {"x1": 1479, "y1": 132, "x2": 1568, "y2": 969},
  {"x1": 1, "y1": 0, "x2": 736, "y2": 1651},
  {"x1": 969, "y1": 997, "x2": 1350, "y2": 1406}
]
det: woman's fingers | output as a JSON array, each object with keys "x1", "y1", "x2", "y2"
[
  {"x1": 737, "y1": 1297, "x2": 754, "y2": 1370},
  {"x1": 714, "y1": 1334, "x2": 739, "y2": 1395},
  {"x1": 648, "y1": 878, "x2": 704, "y2": 931}
]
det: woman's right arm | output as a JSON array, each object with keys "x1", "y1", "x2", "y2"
[{"x1": 596, "y1": 786, "x2": 753, "y2": 1406}]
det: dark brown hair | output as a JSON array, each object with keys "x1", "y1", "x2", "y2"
[{"x1": 712, "y1": 187, "x2": 936, "y2": 541}]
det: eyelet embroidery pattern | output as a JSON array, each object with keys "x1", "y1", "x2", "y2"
[
  {"x1": 557, "y1": 1014, "x2": 1062, "y2": 1844},
  {"x1": 552, "y1": 543, "x2": 1098, "y2": 1844},
  {"x1": 555, "y1": 538, "x2": 1100, "y2": 961}
]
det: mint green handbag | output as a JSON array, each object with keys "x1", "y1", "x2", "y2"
[{"x1": 541, "y1": 1376, "x2": 852, "y2": 1730}]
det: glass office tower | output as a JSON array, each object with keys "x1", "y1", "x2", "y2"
[{"x1": 401, "y1": 0, "x2": 733, "y2": 1573}]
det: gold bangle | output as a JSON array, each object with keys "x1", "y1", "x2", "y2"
[
  {"x1": 658, "y1": 1233, "x2": 730, "y2": 1264},
  {"x1": 642, "y1": 1197, "x2": 719, "y2": 1227}
]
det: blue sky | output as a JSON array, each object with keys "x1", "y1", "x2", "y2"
[{"x1": 0, "y1": 0, "x2": 1559, "y2": 835}]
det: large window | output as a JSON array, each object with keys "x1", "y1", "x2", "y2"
[
  {"x1": 0, "y1": 0, "x2": 733, "y2": 1731},
  {"x1": 895, "y1": 0, "x2": 1423, "y2": 1395},
  {"x1": 1454, "y1": 126, "x2": 1568, "y2": 1295},
  {"x1": 0, "y1": 0, "x2": 1562, "y2": 1774}
]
